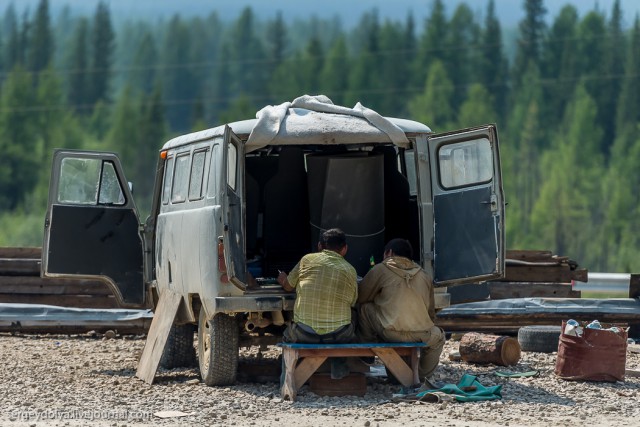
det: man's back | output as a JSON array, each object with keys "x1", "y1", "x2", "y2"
[{"x1": 288, "y1": 249, "x2": 357, "y2": 334}]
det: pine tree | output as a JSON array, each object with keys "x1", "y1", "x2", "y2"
[
  {"x1": 615, "y1": 15, "x2": 640, "y2": 134},
  {"x1": 414, "y1": 0, "x2": 448, "y2": 88},
  {"x1": 540, "y1": 5, "x2": 579, "y2": 131},
  {"x1": 512, "y1": 0, "x2": 547, "y2": 87},
  {"x1": 407, "y1": 60, "x2": 454, "y2": 131},
  {"x1": 89, "y1": 1, "x2": 114, "y2": 106},
  {"x1": 446, "y1": 3, "x2": 480, "y2": 112},
  {"x1": 67, "y1": 17, "x2": 89, "y2": 112},
  {"x1": 479, "y1": 0, "x2": 509, "y2": 118},
  {"x1": 27, "y1": 0, "x2": 53, "y2": 74},
  {"x1": 318, "y1": 35, "x2": 349, "y2": 106},
  {"x1": 3, "y1": 5, "x2": 21, "y2": 70},
  {"x1": 265, "y1": 11, "x2": 288, "y2": 80},
  {"x1": 130, "y1": 30, "x2": 158, "y2": 96},
  {"x1": 345, "y1": 10, "x2": 381, "y2": 108},
  {"x1": 457, "y1": 83, "x2": 497, "y2": 128}
]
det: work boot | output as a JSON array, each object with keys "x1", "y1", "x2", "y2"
[{"x1": 330, "y1": 358, "x2": 350, "y2": 380}]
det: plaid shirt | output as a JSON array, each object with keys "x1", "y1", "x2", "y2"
[{"x1": 287, "y1": 249, "x2": 358, "y2": 334}]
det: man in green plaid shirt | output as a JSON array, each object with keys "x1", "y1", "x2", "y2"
[{"x1": 277, "y1": 228, "x2": 358, "y2": 344}]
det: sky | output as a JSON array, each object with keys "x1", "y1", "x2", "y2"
[{"x1": 13, "y1": 0, "x2": 640, "y2": 30}]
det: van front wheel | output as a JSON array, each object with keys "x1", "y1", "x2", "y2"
[{"x1": 198, "y1": 310, "x2": 239, "y2": 386}]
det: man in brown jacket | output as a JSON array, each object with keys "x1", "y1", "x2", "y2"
[{"x1": 357, "y1": 238, "x2": 445, "y2": 387}]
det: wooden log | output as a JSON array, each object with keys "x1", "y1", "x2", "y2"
[
  {"x1": 498, "y1": 265, "x2": 587, "y2": 283},
  {"x1": 0, "y1": 276, "x2": 113, "y2": 296},
  {"x1": 488, "y1": 282, "x2": 581, "y2": 299},
  {"x1": 0, "y1": 293, "x2": 119, "y2": 309},
  {"x1": 506, "y1": 250, "x2": 554, "y2": 262},
  {"x1": 0, "y1": 247, "x2": 41, "y2": 259},
  {"x1": 0, "y1": 258, "x2": 41, "y2": 276},
  {"x1": 458, "y1": 332, "x2": 521, "y2": 366}
]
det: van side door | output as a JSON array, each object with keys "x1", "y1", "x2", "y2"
[
  {"x1": 42, "y1": 150, "x2": 147, "y2": 307},
  {"x1": 423, "y1": 125, "x2": 505, "y2": 286},
  {"x1": 221, "y1": 126, "x2": 247, "y2": 289}
]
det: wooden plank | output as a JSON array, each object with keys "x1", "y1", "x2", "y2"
[
  {"x1": 0, "y1": 258, "x2": 41, "y2": 276},
  {"x1": 281, "y1": 348, "x2": 299, "y2": 401},
  {"x1": 0, "y1": 294, "x2": 119, "y2": 308},
  {"x1": 136, "y1": 289, "x2": 182, "y2": 384},
  {"x1": 488, "y1": 282, "x2": 581, "y2": 299},
  {"x1": 296, "y1": 347, "x2": 416, "y2": 358},
  {"x1": 506, "y1": 250, "x2": 553, "y2": 262},
  {"x1": 294, "y1": 356, "x2": 327, "y2": 389},
  {"x1": 372, "y1": 347, "x2": 414, "y2": 387},
  {"x1": 0, "y1": 319, "x2": 151, "y2": 334},
  {"x1": 0, "y1": 276, "x2": 113, "y2": 296},
  {"x1": 499, "y1": 265, "x2": 587, "y2": 283},
  {"x1": 0, "y1": 247, "x2": 41, "y2": 259}
]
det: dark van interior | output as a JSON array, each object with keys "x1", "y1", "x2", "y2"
[{"x1": 244, "y1": 144, "x2": 420, "y2": 283}]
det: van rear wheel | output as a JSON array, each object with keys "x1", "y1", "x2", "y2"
[
  {"x1": 160, "y1": 323, "x2": 196, "y2": 369},
  {"x1": 198, "y1": 310, "x2": 238, "y2": 386}
]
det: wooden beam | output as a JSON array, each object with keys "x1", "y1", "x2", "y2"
[
  {"x1": 498, "y1": 265, "x2": 587, "y2": 283},
  {"x1": 0, "y1": 276, "x2": 113, "y2": 296},
  {"x1": 0, "y1": 258, "x2": 41, "y2": 276},
  {"x1": 0, "y1": 247, "x2": 41, "y2": 259},
  {"x1": 488, "y1": 282, "x2": 580, "y2": 299},
  {"x1": 372, "y1": 347, "x2": 414, "y2": 386},
  {"x1": 136, "y1": 289, "x2": 182, "y2": 384}
]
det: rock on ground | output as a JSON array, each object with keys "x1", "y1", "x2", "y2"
[{"x1": 1, "y1": 332, "x2": 639, "y2": 427}]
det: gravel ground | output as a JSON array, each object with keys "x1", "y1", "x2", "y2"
[{"x1": 1, "y1": 332, "x2": 639, "y2": 427}]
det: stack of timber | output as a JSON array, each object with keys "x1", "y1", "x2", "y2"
[
  {"x1": 487, "y1": 250, "x2": 586, "y2": 300},
  {"x1": 0, "y1": 247, "x2": 150, "y2": 334}
]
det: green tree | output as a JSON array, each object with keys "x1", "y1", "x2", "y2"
[
  {"x1": 407, "y1": 60, "x2": 454, "y2": 131},
  {"x1": 130, "y1": 30, "x2": 158, "y2": 96},
  {"x1": 345, "y1": 10, "x2": 381, "y2": 108},
  {"x1": 414, "y1": 0, "x2": 448, "y2": 88},
  {"x1": 89, "y1": 1, "x2": 114, "y2": 106},
  {"x1": 0, "y1": 66, "x2": 38, "y2": 210},
  {"x1": 318, "y1": 35, "x2": 349, "y2": 106},
  {"x1": 615, "y1": 16, "x2": 640, "y2": 135},
  {"x1": 457, "y1": 83, "x2": 498, "y2": 127},
  {"x1": 265, "y1": 11, "x2": 288, "y2": 81},
  {"x1": 512, "y1": 0, "x2": 547, "y2": 87},
  {"x1": 446, "y1": 3, "x2": 480, "y2": 112},
  {"x1": 530, "y1": 84, "x2": 604, "y2": 264},
  {"x1": 540, "y1": 5, "x2": 579, "y2": 131},
  {"x1": 67, "y1": 17, "x2": 89, "y2": 112},
  {"x1": 105, "y1": 86, "x2": 139, "y2": 167},
  {"x1": 478, "y1": 0, "x2": 509, "y2": 118},
  {"x1": 27, "y1": 0, "x2": 53, "y2": 74}
]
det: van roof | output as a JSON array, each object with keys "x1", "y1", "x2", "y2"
[{"x1": 161, "y1": 114, "x2": 431, "y2": 152}]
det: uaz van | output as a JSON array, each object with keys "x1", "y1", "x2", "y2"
[{"x1": 41, "y1": 96, "x2": 505, "y2": 386}]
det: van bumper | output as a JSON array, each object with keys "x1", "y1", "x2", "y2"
[{"x1": 214, "y1": 295, "x2": 296, "y2": 313}]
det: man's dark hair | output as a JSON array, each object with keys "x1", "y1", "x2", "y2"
[
  {"x1": 319, "y1": 228, "x2": 347, "y2": 251},
  {"x1": 385, "y1": 238, "x2": 413, "y2": 259}
]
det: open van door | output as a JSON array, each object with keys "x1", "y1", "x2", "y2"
[
  {"x1": 425, "y1": 125, "x2": 505, "y2": 286},
  {"x1": 221, "y1": 126, "x2": 247, "y2": 290},
  {"x1": 42, "y1": 150, "x2": 146, "y2": 307}
]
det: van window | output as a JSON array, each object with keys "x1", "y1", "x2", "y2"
[
  {"x1": 98, "y1": 162, "x2": 126, "y2": 205},
  {"x1": 227, "y1": 141, "x2": 237, "y2": 191},
  {"x1": 58, "y1": 158, "x2": 125, "y2": 205},
  {"x1": 189, "y1": 150, "x2": 207, "y2": 200},
  {"x1": 206, "y1": 144, "x2": 220, "y2": 199},
  {"x1": 171, "y1": 153, "x2": 190, "y2": 203},
  {"x1": 438, "y1": 138, "x2": 492, "y2": 189},
  {"x1": 404, "y1": 150, "x2": 418, "y2": 196},
  {"x1": 162, "y1": 156, "x2": 175, "y2": 205}
]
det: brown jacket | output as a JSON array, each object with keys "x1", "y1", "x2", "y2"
[{"x1": 357, "y1": 256, "x2": 435, "y2": 332}]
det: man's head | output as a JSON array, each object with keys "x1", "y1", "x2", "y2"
[
  {"x1": 318, "y1": 228, "x2": 348, "y2": 255},
  {"x1": 384, "y1": 238, "x2": 413, "y2": 259}
]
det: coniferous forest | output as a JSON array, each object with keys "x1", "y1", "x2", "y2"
[{"x1": 0, "y1": 0, "x2": 639, "y2": 273}]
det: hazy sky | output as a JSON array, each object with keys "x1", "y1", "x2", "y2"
[{"x1": 16, "y1": 0, "x2": 640, "y2": 30}]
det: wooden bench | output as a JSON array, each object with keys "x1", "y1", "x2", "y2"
[{"x1": 278, "y1": 342, "x2": 427, "y2": 400}]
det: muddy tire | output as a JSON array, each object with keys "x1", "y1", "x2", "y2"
[
  {"x1": 518, "y1": 325, "x2": 562, "y2": 353},
  {"x1": 197, "y1": 310, "x2": 239, "y2": 386},
  {"x1": 160, "y1": 323, "x2": 196, "y2": 369}
]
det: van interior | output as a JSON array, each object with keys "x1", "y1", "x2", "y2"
[{"x1": 244, "y1": 144, "x2": 421, "y2": 287}]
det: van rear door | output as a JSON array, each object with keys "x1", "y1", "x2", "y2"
[
  {"x1": 425, "y1": 125, "x2": 505, "y2": 286},
  {"x1": 42, "y1": 150, "x2": 146, "y2": 307},
  {"x1": 221, "y1": 126, "x2": 247, "y2": 290}
]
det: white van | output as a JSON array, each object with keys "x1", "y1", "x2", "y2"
[{"x1": 41, "y1": 96, "x2": 505, "y2": 385}]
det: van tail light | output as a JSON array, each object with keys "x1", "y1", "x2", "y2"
[{"x1": 218, "y1": 241, "x2": 229, "y2": 283}]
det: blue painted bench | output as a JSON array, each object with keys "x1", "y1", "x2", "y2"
[{"x1": 277, "y1": 342, "x2": 427, "y2": 400}]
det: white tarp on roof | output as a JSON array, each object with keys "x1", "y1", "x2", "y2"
[{"x1": 246, "y1": 94, "x2": 410, "y2": 152}]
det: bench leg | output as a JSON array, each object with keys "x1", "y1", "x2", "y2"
[
  {"x1": 281, "y1": 348, "x2": 299, "y2": 401},
  {"x1": 372, "y1": 347, "x2": 415, "y2": 387},
  {"x1": 410, "y1": 348, "x2": 420, "y2": 385}
]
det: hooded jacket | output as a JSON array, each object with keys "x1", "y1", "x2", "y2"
[{"x1": 357, "y1": 256, "x2": 435, "y2": 332}]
